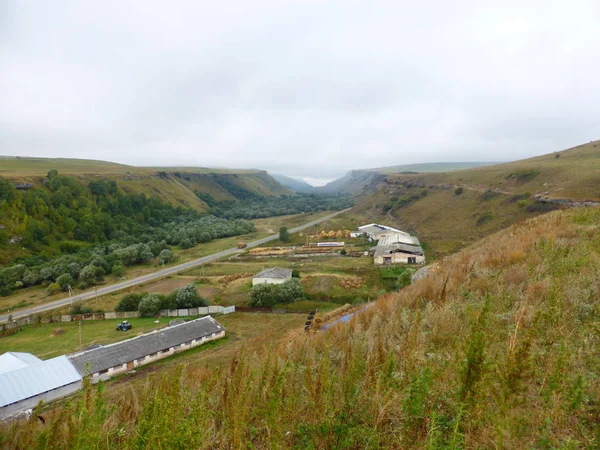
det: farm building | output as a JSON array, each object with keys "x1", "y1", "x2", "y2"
[
  {"x1": 252, "y1": 267, "x2": 293, "y2": 286},
  {"x1": 69, "y1": 316, "x2": 225, "y2": 382},
  {"x1": 0, "y1": 352, "x2": 82, "y2": 420},
  {"x1": 358, "y1": 223, "x2": 413, "y2": 241},
  {"x1": 373, "y1": 234, "x2": 425, "y2": 265}
]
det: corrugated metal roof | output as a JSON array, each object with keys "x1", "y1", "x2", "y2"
[
  {"x1": 253, "y1": 267, "x2": 293, "y2": 280},
  {"x1": 374, "y1": 234, "x2": 424, "y2": 258},
  {"x1": 0, "y1": 352, "x2": 42, "y2": 375},
  {"x1": 69, "y1": 316, "x2": 224, "y2": 375},
  {"x1": 358, "y1": 223, "x2": 410, "y2": 239},
  {"x1": 0, "y1": 355, "x2": 82, "y2": 408}
]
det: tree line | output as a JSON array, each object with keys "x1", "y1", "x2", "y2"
[{"x1": 196, "y1": 192, "x2": 354, "y2": 219}]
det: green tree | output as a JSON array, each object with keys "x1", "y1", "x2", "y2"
[
  {"x1": 56, "y1": 273, "x2": 74, "y2": 291},
  {"x1": 249, "y1": 283, "x2": 278, "y2": 308},
  {"x1": 174, "y1": 283, "x2": 209, "y2": 308},
  {"x1": 138, "y1": 293, "x2": 163, "y2": 317},
  {"x1": 278, "y1": 278, "x2": 304, "y2": 303},
  {"x1": 116, "y1": 293, "x2": 145, "y2": 312},
  {"x1": 158, "y1": 249, "x2": 175, "y2": 264},
  {"x1": 279, "y1": 227, "x2": 290, "y2": 242}
]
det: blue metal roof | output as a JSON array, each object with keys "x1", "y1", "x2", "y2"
[
  {"x1": 0, "y1": 355, "x2": 82, "y2": 408},
  {"x1": 0, "y1": 352, "x2": 42, "y2": 375}
]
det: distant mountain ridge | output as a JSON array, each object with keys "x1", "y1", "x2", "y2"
[
  {"x1": 318, "y1": 161, "x2": 496, "y2": 194},
  {"x1": 271, "y1": 174, "x2": 316, "y2": 193}
]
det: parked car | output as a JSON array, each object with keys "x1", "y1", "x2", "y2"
[{"x1": 116, "y1": 320, "x2": 132, "y2": 331}]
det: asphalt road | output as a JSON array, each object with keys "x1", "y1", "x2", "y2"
[{"x1": 0, "y1": 209, "x2": 350, "y2": 323}]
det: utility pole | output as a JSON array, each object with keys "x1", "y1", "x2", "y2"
[
  {"x1": 68, "y1": 285, "x2": 74, "y2": 305},
  {"x1": 79, "y1": 320, "x2": 82, "y2": 349}
]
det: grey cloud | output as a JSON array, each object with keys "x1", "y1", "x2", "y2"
[{"x1": 1, "y1": 0, "x2": 599, "y2": 185}]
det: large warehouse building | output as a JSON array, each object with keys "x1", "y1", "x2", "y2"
[
  {"x1": 1, "y1": 316, "x2": 225, "y2": 420},
  {"x1": 69, "y1": 316, "x2": 225, "y2": 381},
  {"x1": 0, "y1": 352, "x2": 82, "y2": 420}
]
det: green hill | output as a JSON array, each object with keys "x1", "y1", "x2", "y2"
[{"x1": 0, "y1": 156, "x2": 292, "y2": 210}]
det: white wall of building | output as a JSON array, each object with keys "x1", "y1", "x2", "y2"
[
  {"x1": 252, "y1": 277, "x2": 288, "y2": 286},
  {"x1": 91, "y1": 330, "x2": 226, "y2": 382},
  {"x1": 375, "y1": 253, "x2": 426, "y2": 265},
  {"x1": 0, "y1": 381, "x2": 82, "y2": 420}
]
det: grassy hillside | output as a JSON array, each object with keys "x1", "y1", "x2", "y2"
[
  {"x1": 4, "y1": 208, "x2": 598, "y2": 448},
  {"x1": 350, "y1": 140, "x2": 600, "y2": 257},
  {"x1": 392, "y1": 140, "x2": 600, "y2": 201},
  {"x1": 0, "y1": 156, "x2": 292, "y2": 210},
  {"x1": 372, "y1": 161, "x2": 499, "y2": 174}
]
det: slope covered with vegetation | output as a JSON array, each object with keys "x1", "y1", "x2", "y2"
[
  {"x1": 0, "y1": 171, "x2": 255, "y2": 296},
  {"x1": 0, "y1": 156, "x2": 292, "y2": 211},
  {"x1": 3, "y1": 207, "x2": 598, "y2": 448}
]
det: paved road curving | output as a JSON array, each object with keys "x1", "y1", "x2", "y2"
[{"x1": 0, "y1": 209, "x2": 350, "y2": 323}]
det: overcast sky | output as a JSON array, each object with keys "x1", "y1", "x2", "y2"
[{"x1": 1, "y1": 1, "x2": 599, "y2": 185}]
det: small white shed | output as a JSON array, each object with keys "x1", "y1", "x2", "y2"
[{"x1": 252, "y1": 268, "x2": 293, "y2": 286}]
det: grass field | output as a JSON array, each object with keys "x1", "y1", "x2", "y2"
[
  {"x1": 0, "y1": 312, "x2": 307, "y2": 362},
  {"x1": 0, "y1": 317, "x2": 171, "y2": 358}
]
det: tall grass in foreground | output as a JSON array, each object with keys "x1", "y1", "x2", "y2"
[{"x1": 2, "y1": 208, "x2": 599, "y2": 449}]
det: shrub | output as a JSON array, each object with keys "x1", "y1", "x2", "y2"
[
  {"x1": 180, "y1": 238, "x2": 193, "y2": 249},
  {"x1": 340, "y1": 249, "x2": 347, "y2": 255},
  {"x1": 46, "y1": 282, "x2": 60, "y2": 295},
  {"x1": 454, "y1": 187, "x2": 464, "y2": 195},
  {"x1": 79, "y1": 264, "x2": 105, "y2": 286},
  {"x1": 59, "y1": 241, "x2": 80, "y2": 254},
  {"x1": 111, "y1": 264, "x2": 126, "y2": 277},
  {"x1": 116, "y1": 292, "x2": 145, "y2": 312},
  {"x1": 508, "y1": 193, "x2": 530, "y2": 203},
  {"x1": 278, "y1": 278, "x2": 304, "y2": 303},
  {"x1": 505, "y1": 169, "x2": 540, "y2": 182},
  {"x1": 174, "y1": 283, "x2": 209, "y2": 308},
  {"x1": 138, "y1": 293, "x2": 164, "y2": 317},
  {"x1": 279, "y1": 227, "x2": 290, "y2": 242},
  {"x1": 249, "y1": 283, "x2": 278, "y2": 308},
  {"x1": 476, "y1": 212, "x2": 494, "y2": 226},
  {"x1": 158, "y1": 249, "x2": 175, "y2": 264},
  {"x1": 70, "y1": 303, "x2": 92, "y2": 315},
  {"x1": 481, "y1": 190, "x2": 500, "y2": 201},
  {"x1": 56, "y1": 273, "x2": 74, "y2": 291}
]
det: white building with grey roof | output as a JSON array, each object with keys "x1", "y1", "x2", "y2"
[
  {"x1": 358, "y1": 223, "x2": 425, "y2": 265},
  {"x1": 69, "y1": 315, "x2": 225, "y2": 381},
  {"x1": 252, "y1": 268, "x2": 293, "y2": 286}
]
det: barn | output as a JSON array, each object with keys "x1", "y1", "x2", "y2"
[
  {"x1": 252, "y1": 268, "x2": 293, "y2": 286},
  {"x1": 0, "y1": 352, "x2": 82, "y2": 420},
  {"x1": 373, "y1": 234, "x2": 425, "y2": 265},
  {"x1": 358, "y1": 223, "x2": 412, "y2": 241},
  {"x1": 69, "y1": 316, "x2": 225, "y2": 381}
]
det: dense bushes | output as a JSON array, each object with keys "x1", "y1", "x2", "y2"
[
  {"x1": 248, "y1": 279, "x2": 304, "y2": 307},
  {"x1": 115, "y1": 284, "x2": 209, "y2": 316},
  {"x1": 203, "y1": 193, "x2": 354, "y2": 219}
]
